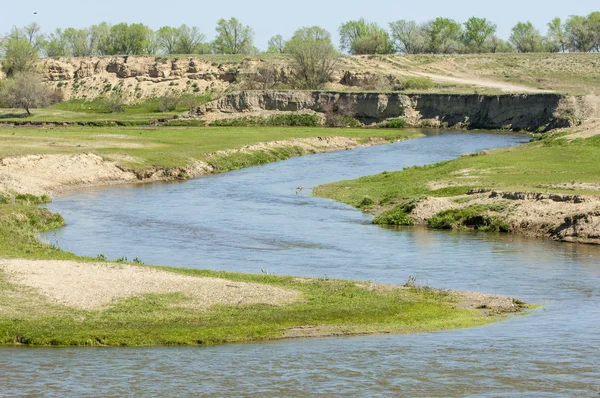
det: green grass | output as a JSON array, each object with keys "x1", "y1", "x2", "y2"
[
  {"x1": 372, "y1": 53, "x2": 600, "y2": 95},
  {"x1": 210, "y1": 114, "x2": 321, "y2": 127},
  {"x1": 315, "y1": 133, "x2": 600, "y2": 211},
  {"x1": 0, "y1": 126, "x2": 424, "y2": 169},
  {"x1": 0, "y1": 94, "x2": 213, "y2": 124},
  {"x1": 0, "y1": 195, "x2": 511, "y2": 346}
]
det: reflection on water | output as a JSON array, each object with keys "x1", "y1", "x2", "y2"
[{"x1": 1, "y1": 132, "x2": 599, "y2": 396}]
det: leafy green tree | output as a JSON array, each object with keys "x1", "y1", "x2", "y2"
[
  {"x1": 92, "y1": 22, "x2": 113, "y2": 56},
  {"x1": 588, "y1": 11, "x2": 600, "y2": 52},
  {"x1": 462, "y1": 17, "x2": 496, "y2": 52},
  {"x1": 1, "y1": 26, "x2": 40, "y2": 76},
  {"x1": 389, "y1": 20, "x2": 425, "y2": 54},
  {"x1": 174, "y1": 25, "x2": 206, "y2": 54},
  {"x1": 565, "y1": 15, "x2": 592, "y2": 52},
  {"x1": 266, "y1": 34, "x2": 286, "y2": 53},
  {"x1": 0, "y1": 71, "x2": 54, "y2": 115},
  {"x1": 285, "y1": 26, "x2": 339, "y2": 89},
  {"x1": 423, "y1": 17, "x2": 463, "y2": 53},
  {"x1": 547, "y1": 17, "x2": 568, "y2": 52},
  {"x1": 212, "y1": 18, "x2": 254, "y2": 54},
  {"x1": 338, "y1": 19, "x2": 394, "y2": 54},
  {"x1": 96, "y1": 23, "x2": 152, "y2": 55},
  {"x1": 510, "y1": 21, "x2": 543, "y2": 52},
  {"x1": 62, "y1": 28, "x2": 95, "y2": 57},
  {"x1": 488, "y1": 36, "x2": 514, "y2": 53},
  {"x1": 44, "y1": 28, "x2": 68, "y2": 57},
  {"x1": 157, "y1": 26, "x2": 179, "y2": 54}
]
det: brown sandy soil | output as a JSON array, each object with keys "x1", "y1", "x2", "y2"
[
  {"x1": 410, "y1": 190, "x2": 600, "y2": 244},
  {"x1": 0, "y1": 136, "x2": 390, "y2": 197},
  {"x1": 409, "y1": 71, "x2": 550, "y2": 93},
  {"x1": 0, "y1": 259, "x2": 301, "y2": 310},
  {"x1": 339, "y1": 56, "x2": 551, "y2": 93}
]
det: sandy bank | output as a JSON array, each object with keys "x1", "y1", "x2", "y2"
[
  {"x1": 0, "y1": 259, "x2": 300, "y2": 311},
  {"x1": 408, "y1": 190, "x2": 600, "y2": 244},
  {"x1": 0, "y1": 136, "x2": 389, "y2": 197},
  {"x1": 0, "y1": 258, "x2": 523, "y2": 319}
]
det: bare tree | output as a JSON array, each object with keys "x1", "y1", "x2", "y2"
[{"x1": 0, "y1": 72, "x2": 56, "y2": 115}]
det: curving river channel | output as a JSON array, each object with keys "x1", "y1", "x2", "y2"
[{"x1": 2, "y1": 131, "x2": 600, "y2": 397}]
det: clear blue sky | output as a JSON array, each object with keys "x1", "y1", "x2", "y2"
[{"x1": 1, "y1": 0, "x2": 598, "y2": 50}]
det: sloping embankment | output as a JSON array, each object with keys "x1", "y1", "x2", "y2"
[
  {"x1": 0, "y1": 136, "x2": 393, "y2": 197},
  {"x1": 191, "y1": 90, "x2": 569, "y2": 131},
  {"x1": 407, "y1": 190, "x2": 600, "y2": 245}
]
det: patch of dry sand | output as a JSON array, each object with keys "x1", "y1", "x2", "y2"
[
  {"x1": 0, "y1": 153, "x2": 138, "y2": 196},
  {"x1": 0, "y1": 259, "x2": 301, "y2": 310}
]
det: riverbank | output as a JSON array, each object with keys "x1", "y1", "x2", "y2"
[
  {"x1": 314, "y1": 130, "x2": 600, "y2": 245},
  {"x1": 0, "y1": 126, "x2": 422, "y2": 196},
  {"x1": 0, "y1": 195, "x2": 526, "y2": 346},
  {"x1": 0, "y1": 126, "x2": 531, "y2": 346}
]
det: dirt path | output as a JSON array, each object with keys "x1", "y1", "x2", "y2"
[
  {"x1": 344, "y1": 56, "x2": 550, "y2": 93},
  {"x1": 0, "y1": 259, "x2": 301, "y2": 310},
  {"x1": 408, "y1": 71, "x2": 551, "y2": 93}
]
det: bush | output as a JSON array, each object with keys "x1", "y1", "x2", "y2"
[
  {"x1": 0, "y1": 72, "x2": 55, "y2": 115},
  {"x1": 373, "y1": 206, "x2": 413, "y2": 226},
  {"x1": 210, "y1": 113, "x2": 320, "y2": 127},
  {"x1": 158, "y1": 93, "x2": 180, "y2": 112},
  {"x1": 382, "y1": 118, "x2": 406, "y2": 128},
  {"x1": 358, "y1": 196, "x2": 375, "y2": 208},
  {"x1": 402, "y1": 76, "x2": 434, "y2": 90},
  {"x1": 325, "y1": 114, "x2": 362, "y2": 128},
  {"x1": 373, "y1": 199, "x2": 421, "y2": 226},
  {"x1": 162, "y1": 119, "x2": 206, "y2": 127},
  {"x1": 427, "y1": 204, "x2": 509, "y2": 231},
  {"x1": 105, "y1": 94, "x2": 126, "y2": 113}
]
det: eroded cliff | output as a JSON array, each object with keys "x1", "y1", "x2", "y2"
[{"x1": 192, "y1": 90, "x2": 569, "y2": 131}]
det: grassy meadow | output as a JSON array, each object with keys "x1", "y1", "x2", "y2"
[
  {"x1": 0, "y1": 193, "x2": 514, "y2": 347},
  {"x1": 314, "y1": 132, "x2": 600, "y2": 228}
]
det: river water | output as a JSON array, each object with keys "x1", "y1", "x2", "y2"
[{"x1": 2, "y1": 131, "x2": 599, "y2": 397}]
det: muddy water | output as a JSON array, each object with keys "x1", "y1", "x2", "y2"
[{"x1": 2, "y1": 131, "x2": 600, "y2": 396}]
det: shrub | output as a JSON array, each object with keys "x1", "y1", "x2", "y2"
[
  {"x1": 373, "y1": 205, "x2": 413, "y2": 226},
  {"x1": 105, "y1": 93, "x2": 125, "y2": 113},
  {"x1": 163, "y1": 119, "x2": 206, "y2": 127},
  {"x1": 402, "y1": 76, "x2": 434, "y2": 90},
  {"x1": 158, "y1": 93, "x2": 180, "y2": 112},
  {"x1": 427, "y1": 204, "x2": 509, "y2": 231},
  {"x1": 210, "y1": 113, "x2": 320, "y2": 127},
  {"x1": 382, "y1": 118, "x2": 406, "y2": 128},
  {"x1": 325, "y1": 114, "x2": 362, "y2": 128},
  {"x1": 358, "y1": 196, "x2": 375, "y2": 208},
  {"x1": 373, "y1": 199, "x2": 421, "y2": 226},
  {"x1": 0, "y1": 72, "x2": 55, "y2": 115}
]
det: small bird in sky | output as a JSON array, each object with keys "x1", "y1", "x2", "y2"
[{"x1": 33, "y1": 12, "x2": 37, "y2": 14}]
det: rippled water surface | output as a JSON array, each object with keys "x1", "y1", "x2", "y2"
[{"x1": 2, "y1": 131, "x2": 599, "y2": 397}]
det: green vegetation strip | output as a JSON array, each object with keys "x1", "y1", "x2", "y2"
[
  {"x1": 0, "y1": 125, "x2": 423, "y2": 169},
  {"x1": 315, "y1": 132, "x2": 600, "y2": 227},
  {"x1": 0, "y1": 196, "x2": 508, "y2": 347}
]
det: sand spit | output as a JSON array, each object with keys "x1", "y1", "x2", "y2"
[{"x1": 0, "y1": 259, "x2": 301, "y2": 310}]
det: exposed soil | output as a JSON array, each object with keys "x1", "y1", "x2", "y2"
[
  {"x1": 0, "y1": 259, "x2": 301, "y2": 310},
  {"x1": 409, "y1": 190, "x2": 600, "y2": 244},
  {"x1": 0, "y1": 136, "x2": 390, "y2": 197}
]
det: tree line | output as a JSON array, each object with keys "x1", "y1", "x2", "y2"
[
  {"x1": 336, "y1": 13, "x2": 600, "y2": 55},
  {"x1": 0, "y1": 12, "x2": 599, "y2": 63}
]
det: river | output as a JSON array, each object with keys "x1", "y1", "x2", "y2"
[{"x1": 2, "y1": 131, "x2": 599, "y2": 397}]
